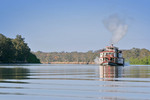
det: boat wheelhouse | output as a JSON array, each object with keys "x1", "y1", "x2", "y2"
[{"x1": 99, "y1": 44, "x2": 124, "y2": 66}]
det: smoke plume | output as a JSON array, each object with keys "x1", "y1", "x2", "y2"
[
  {"x1": 94, "y1": 57, "x2": 100, "y2": 64},
  {"x1": 103, "y1": 14, "x2": 128, "y2": 44}
]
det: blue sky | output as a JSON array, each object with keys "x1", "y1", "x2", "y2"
[{"x1": 1, "y1": 0, "x2": 150, "y2": 52}]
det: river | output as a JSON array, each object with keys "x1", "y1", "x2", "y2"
[{"x1": 0, "y1": 64, "x2": 150, "y2": 100}]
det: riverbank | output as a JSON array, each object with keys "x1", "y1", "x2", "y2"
[
  {"x1": 37, "y1": 62, "x2": 150, "y2": 65},
  {"x1": 41, "y1": 62, "x2": 95, "y2": 64}
]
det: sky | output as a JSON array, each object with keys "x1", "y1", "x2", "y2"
[{"x1": 0, "y1": 0, "x2": 150, "y2": 52}]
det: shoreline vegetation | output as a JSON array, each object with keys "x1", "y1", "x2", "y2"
[
  {"x1": 42, "y1": 62, "x2": 95, "y2": 64},
  {"x1": 1, "y1": 33, "x2": 150, "y2": 65},
  {"x1": 34, "y1": 48, "x2": 150, "y2": 65},
  {"x1": 0, "y1": 34, "x2": 40, "y2": 63}
]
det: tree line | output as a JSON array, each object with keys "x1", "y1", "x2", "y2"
[
  {"x1": 122, "y1": 48, "x2": 150, "y2": 65},
  {"x1": 1, "y1": 33, "x2": 150, "y2": 65},
  {"x1": 34, "y1": 50, "x2": 99, "y2": 63},
  {"x1": 0, "y1": 34, "x2": 40, "y2": 63},
  {"x1": 34, "y1": 48, "x2": 150, "y2": 65}
]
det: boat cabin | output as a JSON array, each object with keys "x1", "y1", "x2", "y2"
[{"x1": 99, "y1": 44, "x2": 124, "y2": 66}]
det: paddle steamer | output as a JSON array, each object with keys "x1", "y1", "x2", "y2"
[{"x1": 99, "y1": 44, "x2": 124, "y2": 66}]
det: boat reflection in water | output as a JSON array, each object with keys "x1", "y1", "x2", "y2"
[{"x1": 99, "y1": 65, "x2": 123, "y2": 81}]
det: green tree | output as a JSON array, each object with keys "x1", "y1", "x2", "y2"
[
  {"x1": 12, "y1": 35, "x2": 30, "y2": 62},
  {"x1": 0, "y1": 33, "x2": 40, "y2": 63},
  {"x1": 0, "y1": 34, "x2": 15, "y2": 63}
]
